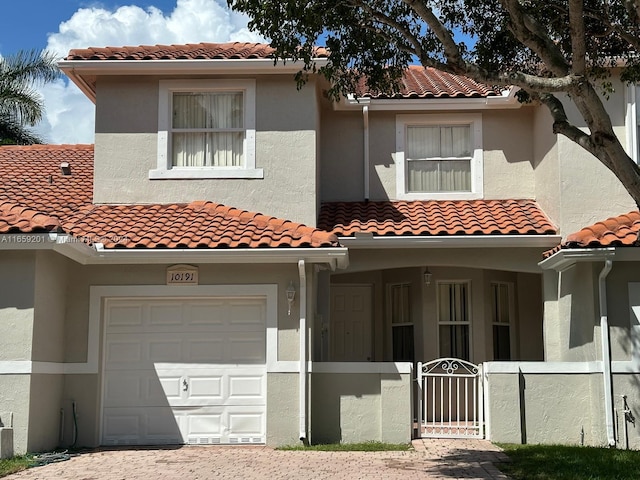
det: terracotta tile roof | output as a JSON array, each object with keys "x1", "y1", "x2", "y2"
[
  {"x1": 563, "y1": 211, "x2": 640, "y2": 248},
  {"x1": 63, "y1": 201, "x2": 340, "y2": 249},
  {"x1": 318, "y1": 200, "x2": 557, "y2": 237},
  {"x1": 66, "y1": 42, "x2": 329, "y2": 61},
  {"x1": 358, "y1": 66, "x2": 503, "y2": 99},
  {"x1": 0, "y1": 201, "x2": 60, "y2": 233},
  {"x1": 0, "y1": 144, "x2": 94, "y2": 219}
]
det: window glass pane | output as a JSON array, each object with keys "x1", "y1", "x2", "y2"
[
  {"x1": 390, "y1": 284, "x2": 410, "y2": 324},
  {"x1": 440, "y1": 126, "x2": 471, "y2": 157},
  {"x1": 438, "y1": 283, "x2": 468, "y2": 323},
  {"x1": 439, "y1": 325, "x2": 469, "y2": 361},
  {"x1": 173, "y1": 92, "x2": 243, "y2": 129},
  {"x1": 491, "y1": 283, "x2": 511, "y2": 324},
  {"x1": 407, "y1": 126, "x2": 440, "y2": 159},
  {"x1": 173, "y1": 132, "x2": 244, "y2": 167},
  {"x1": 407, "y1": 160, "x2": 471, "y2": 193},
  {"x1": 392, "y1": 325, "x2": 414, "y2": 362},
  {"x1": 493, "y1": 325, "x2": 511, "y2": 360}
]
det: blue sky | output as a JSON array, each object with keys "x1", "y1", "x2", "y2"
[
  {"x1": 1, "y1": 1, "x2": 179, "y2": 54},
  {"x1": 0, "y1": 0, "x2": 263, "y2": 144}
]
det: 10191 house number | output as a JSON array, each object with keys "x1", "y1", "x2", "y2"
[{"x1": 166, "y1": 265, "x2": 199, "y2": 285}]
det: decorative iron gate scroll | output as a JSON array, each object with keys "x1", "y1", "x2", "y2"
[{"x1": 417, "y1": 358, "x2": 483, "y2": 438}]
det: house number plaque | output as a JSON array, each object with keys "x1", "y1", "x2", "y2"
[{"x1": 166, "y1": 264, "x2": 199, "y2": 285}]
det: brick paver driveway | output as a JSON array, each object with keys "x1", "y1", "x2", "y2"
[{"x1": 5, "y1": 439, "x2": 511, "y2": 480}]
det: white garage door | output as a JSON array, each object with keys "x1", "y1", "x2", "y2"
[{"x1": 102, "y1": 296, "x2": 267, "y2": 446}]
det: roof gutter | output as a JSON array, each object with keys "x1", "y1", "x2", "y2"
[
  {"x1": 538, "y1": 247, "x2": 617, "y2": 271},
  {"x1": 336, "y1": 87, "x2": 521, "y2": 111},
  {"x1": 338, "y1": 234, "x2": 561, "y2": 249},
  {"x1": 53, "y1": 241, "x2": 349, "y2": 268}
]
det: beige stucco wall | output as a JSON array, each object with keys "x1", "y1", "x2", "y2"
[
  {"x1": 310, "y1": 371, "x2": 411, "y2": 444},
  {"x1": 532, "y1": 79, "x2": 636, "y2": 237},
  {"x1": 320, "y1": 107, "x2": 536, "y2": 202},
  {"x1": 0, "y1": 251, "x2": 35, "y2": 361},
  {"x1": 543, "y1": 263, "x2": 599, "y2": 362},
  {"x1": 93, "y1": 75, "x2": 320, "y2": 227},
  {"x1": 0, "y1": 376, "x2": 31, "y2": 454},
  {"x1": 266, "y1": 373, "x2": 299, "y2": 446},
  {"x1": 487, "y1": 371, "x2": 606, "y2": 446},
  {"x1": 32, "y1": 251, "x2": 68, "y2": 363},
  {"x1": 605, "y1": 261, "x2": 640, "y2": 361},
  {"x1": 612, "y1": 374, "x2": 640, "y2": 449}
]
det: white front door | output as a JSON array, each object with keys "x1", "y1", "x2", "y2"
[
  {"x1": 330, "y1": 285, "x2": 373, "y2": 361},
  {"x1": 102, "y1": 296, "x2": 266, "y2": 445}
]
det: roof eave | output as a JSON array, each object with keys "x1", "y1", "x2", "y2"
[
  {"x1": 53, "y1": 238, "x2": 349, "y2": 269},
  {"x1": 338, "y1": 234, "x2": 561, "y2": 249},
  {"x1": 334, "y1": 86, "x2": 521, "y2": 111},
  {"x1": 538, "y1": 247, "x2": 618, "y2": 271},
  {"x1": 59, "y1": 58, "x2": 329, "y2": 101}
]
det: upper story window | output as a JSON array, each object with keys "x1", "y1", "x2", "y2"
[
  {"x1": 150, "y1": 79, "x2": 262, "y2": 179},
  {"x1": 396, "y1": 114, "x2": 483, "y2": 200}
]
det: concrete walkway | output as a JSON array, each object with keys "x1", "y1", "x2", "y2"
[{"x1": 5, "y1": 439, "x2": 511, "y2": 480}]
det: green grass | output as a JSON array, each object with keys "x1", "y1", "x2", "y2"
[
  {"x1": 0, "y1": 455, "x2": 33, "y2": 478},
  {"x1": 497, "y1": 444, "x2": 640, "y2": 480},
  {"x1": 278, "y1": 441, "x2": 412, "y2": 451}
]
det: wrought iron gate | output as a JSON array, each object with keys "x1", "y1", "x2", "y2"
[{"x1": 416, "y1": 358, "x2": 484, "y2": 438}]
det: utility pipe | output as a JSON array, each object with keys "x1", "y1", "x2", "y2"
[
  {"x1": 298, "y1": 260, "x2": 308, "y2": 443},
  {"x1": 598, "y1": 259, "x2": 616, "y2": 447},
  {"x1": 363, "y1": 105, "x2": 370, "y2": 201}
]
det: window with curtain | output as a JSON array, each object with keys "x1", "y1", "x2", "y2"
[
  {"x1": 172, "y1": 91, "x2": 245, "y2": 167},
  {"x1": 395, "y1": 114, "x2": 483, "y2": 200},
  {"x1": 491, "y1": 282, "x2": 512, "y2": 360},
  {"x1": 389, "y1": 283, "x2": 414, "y2": 362},
  {"x1": 152, "y1": 79, "x2": 261, "y2": 180},
  {"x1": 438, "y1": 282, "x2": 471, "y2": 361},
  {"x1": 406, "y1": 125, "x2": 471, "y2": 192}
]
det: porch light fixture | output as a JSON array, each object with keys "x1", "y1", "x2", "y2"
[
  {"x1": 423, "y1": 268, "x2": 433, "y2": 286},
  {"x1": 286, "y1": 281, "x2": 296, "y2": 315}
]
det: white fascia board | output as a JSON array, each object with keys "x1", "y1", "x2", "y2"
[
  {"x1": 338, "y1": 234, "x2": 562, "y2": 249},
  {"x1": 538, "y1": 247, "x2": 617, "y2": 271},
  {"x1": 59, "y1": 58, "x2": 328, "y2": 75},
  {"x1": 73, "y1": 243, "x2": 349, "y2": 268},
  {"x1": 334, "y1": 87, "x2": 520, "y2": 111}
]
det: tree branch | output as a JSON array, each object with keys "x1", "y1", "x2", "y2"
[
  {"x1": 500, "y1": 0, "x2": 570, "y2": 76},
  {"x1": 569, "y1": 0, "x2": 586, "y2": 74},
  {"x1": 401, "y1": 0, "x2": 465, "y2": 70}
]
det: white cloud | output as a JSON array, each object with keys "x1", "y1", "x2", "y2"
[{"x1": 35, "y1": 0, "x2": 264, "y2": 144}]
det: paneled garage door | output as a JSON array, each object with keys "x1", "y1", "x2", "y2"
[{"x1": 101, "y1": 296, "x2": 266, "y2": 446}]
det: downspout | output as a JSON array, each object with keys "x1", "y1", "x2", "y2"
[
  {"x1": 599, "y1": 259, "x2": 616, "y2": 447},
  {"x1": 363, "y1": 105, "x2": 370, "y2": 201},
  {"x1": 298, "y1": 260, "x2": 308, "y2": 443}
]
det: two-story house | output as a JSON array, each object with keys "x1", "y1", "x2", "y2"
[{"x1": 0, "y1": 42, "x2": 639, "y2": 455}]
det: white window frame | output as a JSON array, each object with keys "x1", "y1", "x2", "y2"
[
  {"x1": 395, "y1": 113, "x2": 483, "y2": 200},
  {"x1": 150, "y1": 79, "x2": 262, "y2": 179},
  {"x1": 436, "y1": 280, "x2": 472, "y2": 361},
  {"x1": 625, "y1": 84, "x2": 640, "y2": 164}
]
